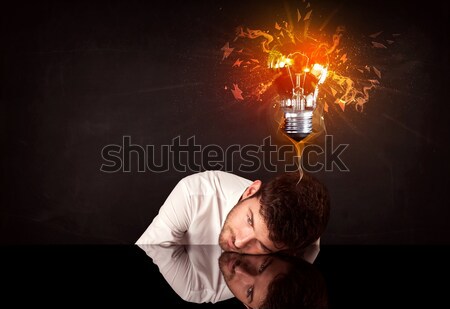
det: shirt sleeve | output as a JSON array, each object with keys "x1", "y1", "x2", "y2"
[
  {"x1": 137, "y1": 245, "x2": 194, "y2": 301},
  {"x1": 135, "y1": 179, "x2": 193, "y2": 245},
  {"x1": 136, "y1": 244, "x2": 233, "y2": 304}
]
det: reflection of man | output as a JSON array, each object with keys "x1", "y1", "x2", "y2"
[
  {"x1": 219, "y1": 252, "x2": 328, "y2": 309},
  {"x1": 136, "y1": 170, "x2": 330, "y2": 255},
  {"x1": 137, "y1": 244, "x2": 322, "y2": 305}
]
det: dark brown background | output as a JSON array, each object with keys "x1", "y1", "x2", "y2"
[{"x1": 2, "y1": 0, "x2": 449, "y2": 245}]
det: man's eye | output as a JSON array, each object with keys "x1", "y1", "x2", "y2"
[
  {"x1": 247, "y1": 215, "x2": 253, "y2": 226},
  {"x1": 246, "y1": 286, "x2": 254, "y2": 300},
  {"x1": 259, "y1": 257, "x2": 270, "y2": 273}
]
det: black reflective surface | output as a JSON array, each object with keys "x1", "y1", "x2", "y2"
[
  {"x1": 137, "y1": 244, "x2": 326, "y2": 307},
  {"x1": 2, "y1": 245, "x2": 449, "y2": 307}
]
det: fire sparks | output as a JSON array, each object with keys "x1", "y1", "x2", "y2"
[
  {"x1": 231, "y1": 83, "x2": 244, "y2": 101},
  {"x1": 221, "y1": 1, "x2": 396, "y2": 118}
]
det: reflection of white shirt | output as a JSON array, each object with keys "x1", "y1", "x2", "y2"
[
  {"x1": 136, "y1": 170, "x2": 252, "y2": 245},
  {"x1": 138, "y1": 244, "x2": 233, "y2": 304}
]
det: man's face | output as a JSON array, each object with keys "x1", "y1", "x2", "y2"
[
  {"x1": 219, "y1": 252, "x2": 290, "y2": 309},
  {"x1": 218, "y1": 195, "x2": 285, "y2": 254}
]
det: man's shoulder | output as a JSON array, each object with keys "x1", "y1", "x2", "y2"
[
  {"x1": 179, "y1": 170, "x2": 252, "y2": 191},
  {"x1": 181, "y1": 170, "x2": 250, "y2": 181}
]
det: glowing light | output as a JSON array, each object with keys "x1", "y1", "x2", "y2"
[
  {"x1": 268, "y1": 47, "x2": 329, "y2": 141},
  {"x1": 221, "y1": 1, "x2": 388, "y2": 146}
]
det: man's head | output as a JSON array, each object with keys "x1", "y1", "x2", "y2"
[
  {"x1": 219, "y1": 171, "x2": 330, "y2": 254},
  {"x1": 218, "y1": 252, "x2": 328, "y2": 309}
]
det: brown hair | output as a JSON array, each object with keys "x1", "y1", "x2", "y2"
[
  {"x1": 260, "y1": 254, "x2": 328, "y2": 309},
  {"x1": 255, "y1": 171, "x2": 330, "y2": 252}
]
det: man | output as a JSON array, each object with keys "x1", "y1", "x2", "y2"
[
  {"x1": 135, "y1": 170, "x2": 330, "y2": 255},
  {"x1": 218, "y1": 252, "x2": 328, "y2": 309}
]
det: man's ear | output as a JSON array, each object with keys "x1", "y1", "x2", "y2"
[{"x1": 241, "y1": 180, "x2": 262, "y2": 199}]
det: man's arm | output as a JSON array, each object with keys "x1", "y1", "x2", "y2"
[
  {"x1": 136, "y1": 179, "x2": 192, "y2": 245},
  {"x1": 137, "y1": 244, "x2": 233, "y2": 303}
]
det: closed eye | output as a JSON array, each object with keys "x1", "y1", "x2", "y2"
[
  {"x1": 258, "y1": 257, "x2": 272, "y2": 273},
  {"x1": 247, "y1": 214, "x2": 253, "y2": 227}
]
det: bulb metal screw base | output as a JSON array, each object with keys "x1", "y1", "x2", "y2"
[{"x1": 283, "y1": 110, "x2": 313, "y2": 141}]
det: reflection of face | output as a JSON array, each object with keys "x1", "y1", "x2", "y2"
[
  {"x1": 219, "y1": 252, "x2": 290, "y2": 309},
  {"x1": 218, "y1": 196, "x2": 286, "y2": 255}
]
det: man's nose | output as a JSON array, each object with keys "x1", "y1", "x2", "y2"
[{"x1": 234, "y1": 227, "x2": 254, "y2": 249}]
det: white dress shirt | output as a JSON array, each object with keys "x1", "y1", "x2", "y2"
[{"x1": 136, "y1": 170, "x2": 253, "y2": 245}]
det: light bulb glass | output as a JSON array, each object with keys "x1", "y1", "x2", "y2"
[{"x1": 270, "y1": 47, "x2": 329, "y2": 141}]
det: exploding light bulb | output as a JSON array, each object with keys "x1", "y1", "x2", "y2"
[{"x1": 268, "y1": 45, "x2": 329, "y2": 141}]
